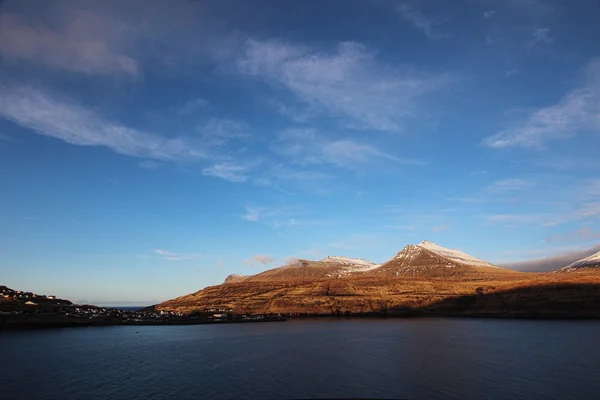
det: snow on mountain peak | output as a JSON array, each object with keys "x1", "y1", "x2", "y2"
[
  {"x1": 560, "y1": 250, "x2": 600, "y2": 271},
  {"x1": 415, "y1": 240, "x2": 498, "y2": 268},
  {"x1": 320, "y1": 256, "x2": 381, "y2": 273}
]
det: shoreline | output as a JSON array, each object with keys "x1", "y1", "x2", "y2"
[{"x1": 3, "y1": 312, "x2": 600, "y2": 331}]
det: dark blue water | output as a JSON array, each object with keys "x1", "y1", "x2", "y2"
[{"x1": 2, "y1": 318, "x2": 600, "y2": 400}]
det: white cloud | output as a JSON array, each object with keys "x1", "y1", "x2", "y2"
[
  {"x1": 486, "y1": 178, "x2": 531, "y2": 193},
  {"x1": 179, "y1": 98, "x2": 209, "y2": 115},
  {"x1": 396, "y1": 3, "x2": 447, "y2": 40},
  {"x1": 236, "y1": 39, "x2": 450, "y2": 132},
  {"x1": 321, "y1": 140, "x2": 398, "y2": 167},
  {"x1": 0, "y1": 84, "x2": 206, "y2": 161},
  {"x1": 432, "y1": 223, "x2": 452, "y2": 233},
  {"x1": 242, "y1": 206, "x2": 262, "y2": 222},
  {"x1": 483, "y1": 10, "x2": 496, "y2": 19},
  {"x1": 486, "y1": 202, "x2": 600, "y2": 227},
  {"x1": 470, "y1": 170, "x2": 488, "y2": 176},
  {"x1": 483, "y1": 58, "x2": 600, "y2": 148},
  {"x1": 241, "y1": 204, "x2": 327, "y2": 229},
  {"x1": 546, "y1": 227, "x2": 600, "y2": 243},
  {"x1": 196, "y1": 118, "x2": 249, "y2": 146},
  {"x1": 154, "y1": 249, "x2": 202, "y2": 261},
  {"x1": 202, "y1": 162, "x2": 249, "y2": 182},
  {"x1": 272, "y1": 128, "x2": 423, "y2": 169},
  {"x1": 530, "y1": 27, "x2": 553, "y2": 46},
  {"x1": 139, "y1": 160, "x2": 161, "y2": 170},
  {"x1": 243, "y1": 254, "x2": 276, "y2": 266},
  {"x1": 0, "y1": 12, "x2": 139, "y2": 77}
]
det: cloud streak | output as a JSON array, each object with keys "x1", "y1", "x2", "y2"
[
  {"x1": 396, "y1": 3, "x2": 447, "y2": 40},
  {"x1": 483, "y1": 58, "x2": 600, "y2": 148},
  {"x1": 236, "y1": 39, "x2": 450, "y2": 132},
  {"x1": 547, "y1": 227, "x2": 600, "y2": 243},
  {"x1": 202, "y1": 161, "x2": 251, "y2": 182},
  {"x1": 154, "y1": 249, "x2": 203, "y2": 261},
  {"x1": 243, "y1": 254, "x2": 276, "y2": 266},
  {"x1": 272, "y1": 128, "x2": 424, "y2": 169},
  {"x1": 0, "y1": 84, "x2": 207, "y2": 161}
]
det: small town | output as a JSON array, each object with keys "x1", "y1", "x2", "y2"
[{"x1": 0, "y1": 286, "x2": 285, "y2": 330}]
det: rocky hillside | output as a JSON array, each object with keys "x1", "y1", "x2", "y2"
[
  {"x1": 368, "y1": 240, "x2": 514, "y2": 278},
  {"x1": 558, "y1": 250, "x2": 600, "y2": 272}
]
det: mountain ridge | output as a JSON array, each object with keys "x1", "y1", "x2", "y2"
[{"x1": 558, "y1": 250, "x2": 600, "y2": 272}]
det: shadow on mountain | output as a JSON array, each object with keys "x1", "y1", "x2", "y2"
[{"x1": 396, "y1": 282, "x2": 600, "y2": 318}]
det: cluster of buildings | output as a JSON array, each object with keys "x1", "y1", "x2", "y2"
[
  {"x1": 1, "y1": 286, "x2": 56, "y2": 304},
  {"x1": 64, "y1": 306, "x2": 182, "y2": 322}
]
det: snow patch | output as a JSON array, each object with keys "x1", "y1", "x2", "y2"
[
  {"x1": 416, "y1": 240, "x2": 498, "y2": 268},
  {"x1": 561, "y1": 250, "x2": 600, "y2": 271},
  {"x1": 320, "y1": 256, "x2": 381, "y2": 274}
]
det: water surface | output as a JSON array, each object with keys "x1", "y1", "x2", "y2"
[{"x1": 2, "y1": 318, "x2": 599, "y2": 400}]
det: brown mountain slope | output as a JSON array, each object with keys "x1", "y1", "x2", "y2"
[
  {"x1": 156, "y1": 271, "x2": 600, "y2": 317},
  {"x1": 155, "y1": 241, "x2": 600, "y2": 317},
  {"x1": 369, "y1": 241, "x2": 517, "y2": 278}
]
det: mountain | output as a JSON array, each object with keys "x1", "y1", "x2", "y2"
[
  {"x1": 155, "y1": 241, "x2": 600, "y2": 317},
  {"x1": 223, "y1": 274, "x2": 249, "y2": 284},
  {"x1": 368, "y1": 240, "x2": 513, "y2": 278},
  {"x1": 558, "y1": 250, "x2": 600, "y2": 272},
  {"x1": 243, "y1": 256, "x2": 380, "y2": 282}
]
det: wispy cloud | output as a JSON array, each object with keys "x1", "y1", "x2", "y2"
[
  {"x1": 470, "y1": 170, "x2": 488, "y2": 176},
  {"x1": 243, "y1": 254, "x2": 276, "y2": 266},
  {"x1": 202, "y1": 161, "x2": 251, "y2": 182},
  {"x1": 432, "y1": 223, "x2": 452, "y2": 234},
  {"x1": 547, "y1": 226, "x2": 600, "y2": 243},
  {"x1": 139, "y1": 160, "x2": 161, "y2": 170},
  {"x1": 235, "y1": 39, "x2": 450, "y2": 132},
  {"x1": 483, "y1": 58, "x2": 600, "y2": 148},
  {"x1": 179, "y1": 97, "x2": 209, "y2": 115},
  {"x1": 396, "y1": 3, "x2": 447, "y2": 40},
  {"x1": 486, "y1": 178, "x2": 531, "y2": 193},
  {"x1": 196, "y1": 118, "x2": 249, "y2": 146},
  {"x1": 242, "y1": 206, "x2": 262, "y2": 222},
  {"x1": 486, "y1": 203, "x2": 600, "y2": 227},
  {"x1": 241, "y1": 204, "x2": 328, "y2": 229},
  {"x1": 483, "y1": 9, "x2": 496, "y2": 19},
  {"x1": 272, "y1": 128, "x2": 424, "y2": 169},
  {"x1": 0, "y1": 12, "x2": 139, "y2": 77},
  {"x1": 154, "y1": 249, "x2": 203, "y2": 261},
  {"x1": 530, "y1": 27, "x2": 553, "y2": 46},
  {"x1": 0, "y1": 84, "x2": 207, "y2": 161}
]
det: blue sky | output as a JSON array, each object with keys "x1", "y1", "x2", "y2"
[{"x1": 1, "y1": 0, "x2": 600, "y2": 305}]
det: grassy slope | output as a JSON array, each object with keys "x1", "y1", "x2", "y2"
[{"x1": 157, "y1": 270, "x2": 600, "y2": 317}]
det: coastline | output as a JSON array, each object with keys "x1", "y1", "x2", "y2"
[{"x1": 3, "y1": 311, "x2": 600, "y2": 331}]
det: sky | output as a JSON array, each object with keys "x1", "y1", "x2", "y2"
[{"x1": 1, "y1": 0, "x2": 600, "y2": 306}]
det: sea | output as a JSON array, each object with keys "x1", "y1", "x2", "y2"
[{"x1": 2, "y1": 318, "x2": 600, "y2": 400}]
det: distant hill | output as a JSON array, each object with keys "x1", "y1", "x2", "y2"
[
  {"x1": 558, "y1": 250, "x2": 600, "y2": 272},
  {"x1": 367, "y1": 240, "x2": 515, "y2": 278}
]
